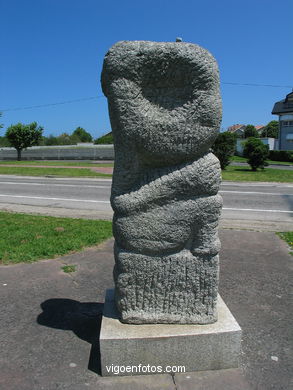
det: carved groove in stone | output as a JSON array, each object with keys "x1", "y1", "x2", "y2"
[{"x1": 101, "y1": 40, "x2": 223, "y2": 324}]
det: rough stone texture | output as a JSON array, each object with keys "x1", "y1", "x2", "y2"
[
  {"x1": 101, "y1": 40, "x2": 222, "y2": 324},
  {"x1": 100, "y1": 289, "x2": 241, "y2": 376}
]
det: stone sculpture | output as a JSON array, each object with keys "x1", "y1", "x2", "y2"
[{"x1": 101, "y1": 40, "x2": 222, "y2": 324}]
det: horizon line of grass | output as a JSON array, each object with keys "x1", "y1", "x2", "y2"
[
  {"x1": 2, "y1": 157, "x2": 292, "y2": 167},
  {"x1": 0, "y1": 163, "x2": 292, "y2": 183},
  {"x1": 0, "y1": 166, "x2": 112, "y2": 177},
  {"x1": 231, "y1": 155, "x2": 293, "y2": 166},
  {"x1": 0, "y1": 160, "x2": 114, "y2": 167},
  {"x1": 221, "y1": 165, "x2": 293, "y2": 182}
]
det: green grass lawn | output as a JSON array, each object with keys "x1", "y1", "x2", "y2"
[
  {"x1": 277, "y1": 232, "x2": 293, "y2": 256},
  {"x1": 0, "y1": 160, "x2": 292, "y2": 182},
  {"x1": 231, "y1": 155, "x2": 293, "y2": 166},
  {"x1": 222, "y1": 165, "x2": 293, "y2": 182},
  {"x1": 0, "y1": 166, "x2": 112, "y2": 177},
  {"x1": 0, "y1": 160, "x2": 114, "y2": 167},
  {"x1": 0, "y1": 212, "x2": 113, "y2": 264}
]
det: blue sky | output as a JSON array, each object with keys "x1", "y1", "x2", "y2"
[{"x1": 1, "y1": 0, "x2": 292, "y2": 139}]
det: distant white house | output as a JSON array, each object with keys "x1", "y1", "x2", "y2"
[
  {"x1": 227, "y1": 124, "x2": 246, "y2": 137},
  {"x1": 227, "y1": 93, "x2": 293, "y2": 153},
  {"x1": 227, "y1": 124, "x2": 265, "y2": 138},
  {"x1": 272, "y1": 91, "x2": 293, "y2": 151}
]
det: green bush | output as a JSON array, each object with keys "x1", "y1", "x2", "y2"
[
  {"x1": 94, "y1": 133, "x2": 113, "y2": 144},
  {"x1": 212, "y1": 132, "x2": 236, "y2": 169},
  {"x1": 42, "y1": 133, "x2": 80, "y2": 146},
  {"x1": 0, "y1": 136, "x2": 10, "y2": 147},
  {"x1": 261, "y1": 121, "x2": 279, "y2": 138},
  {"x1": 243, "y1": 137, "x2": 269, "y2": 171},
  {"x1": 269, "y1": 150, "x2": 293, "y2": 162},
  {"x1": 44, "y1": 135, "x2": 59, "y2": 146},
  {"x1": 72, "y1": 127, "x2": 93, "y2": 142},
  {"x1": 244, "y1": 125, "x2": 259, "y2": 138}
]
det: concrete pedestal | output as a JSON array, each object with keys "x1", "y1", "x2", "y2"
[{"x1": 100, "y1": 289, "x2": 241, "y2": 376}]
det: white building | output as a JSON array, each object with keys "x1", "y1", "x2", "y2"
[{"x1": 272, "y1": 91, "x2": 293, "y2": 151}]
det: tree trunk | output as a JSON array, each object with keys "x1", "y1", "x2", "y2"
[{"x1": 17, "y1": 149, "x2": 22, "y2": 161}]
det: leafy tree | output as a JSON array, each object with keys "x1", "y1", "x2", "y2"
[
  {"x1": 243, "y1": 137, "x2": 269, "y2": 171},
  {"x1": 5, "y1": 122, "x2": 43, "y2": 160},
  {"x1": 94, "y1": 134, "x2": 113, "y2": 144},
  {"x1": 44, "y1": 134, "x2": 59, "y2": 146},
  {"x1": 72, "y1": 127, "x2": 92, "y2": 142},
  {"x1": 56, "y1": 133, "x2": 74, "y2": 145},
  {"x1": 0, "y1": 112, "x2": 3, "y2": 129},
  {"x1": 244, "y1": 125, "x2": 259, "y2": 138},
  {"x1": 94, "y1": 132, "x2": 113, "y2": 144},
  {"x1": 69, "y1": 133, "x2": 81, "y2": 144},
  {"x1": 261, "y1": 120, "x2": 279, "y2": 138},
  {"x1": 212, "y1": 131, "x2": 236, "y2": 169},
  {"x1": 42, "y1": 133, "x2": 81, "y2": 146},
  {"x1": 0, "y1": 136, "x2": 10, "y2": 147}
]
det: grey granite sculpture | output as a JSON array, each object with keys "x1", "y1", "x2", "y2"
[{"x1": 101, "y1": 40, "x2": 222, "y2": 324}]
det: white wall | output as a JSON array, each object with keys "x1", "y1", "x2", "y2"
[
  {"x1": 0, "y1": 145, "x2": 114, "y2": 160},
  {"x1": 236, "y1": 138, "x2": 276, "y2": 155}
]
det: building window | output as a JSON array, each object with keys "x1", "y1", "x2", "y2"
[
  {"x1": 286, "y1": 134, "x2": 293, "y2": 141},
  {"x1": 282, "y1": 121, "x2": 293, "y2": 127}
]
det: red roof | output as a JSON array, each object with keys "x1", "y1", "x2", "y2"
[
  {"x1": 227, "y1": 124, "x2": 265, "y2": 133},
  {"x1": 227, "y1": 124, "x2": 245, "y2": 132}
]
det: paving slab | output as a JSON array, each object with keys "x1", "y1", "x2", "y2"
[
  {"x1": 219, "y1": 230, "x2": 293, "y2": 390},
  {"x1": 0, "y1": 230, "x2": 292, "y2": 389}
]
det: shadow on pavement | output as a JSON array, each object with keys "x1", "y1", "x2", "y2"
[
  {"x1": 37, "y1": 299, "x2": 103, "y2": 375},
  {"x1": 282, "y1": 193, "x2": 293, "y2": 217}
]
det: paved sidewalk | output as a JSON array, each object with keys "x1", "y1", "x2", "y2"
[{"x1": 0, "y1": 230, "x2": 292, "y2": 390}]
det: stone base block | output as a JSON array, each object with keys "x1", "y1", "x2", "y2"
[{"x1": 100, "y1": 289, "x2": 241, "y2": 376}]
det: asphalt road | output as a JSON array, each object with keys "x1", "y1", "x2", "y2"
[{"x1": 0, "y1": 175, "x2": 292, "y2": 231}]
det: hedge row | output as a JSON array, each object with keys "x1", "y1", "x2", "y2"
[{"x1": 268, "y1": 150, "x2": 293, "y2": 162}]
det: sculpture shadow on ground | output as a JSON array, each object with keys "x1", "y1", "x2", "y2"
[{"x1": 37, "y1": 299, "x2": 104, "y2": 374}]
